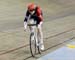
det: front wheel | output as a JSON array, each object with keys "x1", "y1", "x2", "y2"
[
  {"x1": 37, "y1": 40, "x2": 41, "y2": 54},
  {"x1": 30, "y1": 33, "x2": 36, "y2": 57}
]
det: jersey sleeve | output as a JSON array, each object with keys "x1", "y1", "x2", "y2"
[
  {"x1": 37, "y1": 7, "x2": 43, "y2": 21},
  {"x1": 24, "y1": 10, "x2": 30, "y2": 22}
]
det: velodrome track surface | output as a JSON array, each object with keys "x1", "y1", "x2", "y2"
[{"x1": 0, "y1": 0, "x2": 75, "y2": 60}]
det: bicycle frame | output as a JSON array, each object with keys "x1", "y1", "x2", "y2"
[{"x1": 28, "y1": 24, "x2": 41, "y2": 57}]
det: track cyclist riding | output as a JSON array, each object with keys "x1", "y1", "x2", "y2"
[{"x1": 24, "y1": 3, "x2": 44, "y2": 51}]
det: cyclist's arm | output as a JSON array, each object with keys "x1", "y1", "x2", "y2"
[
  {"x1": 24, "y1": 10, "x2": 30, "y2": 22},
  {"x1": 24, "y1": 10, "x2": 30, "y2": 30},
  {"x1": 37, "y1": 7, "x2": 43, "y2": 22}
]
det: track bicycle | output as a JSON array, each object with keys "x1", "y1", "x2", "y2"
[{"x1": 28, "y1": 23, "x2": 41, "y2": 57}]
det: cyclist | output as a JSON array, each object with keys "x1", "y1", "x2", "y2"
[{"x1": 24, "y1": 3, "x2": 44, "y2": 50}]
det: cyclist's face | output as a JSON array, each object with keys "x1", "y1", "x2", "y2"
[
  {"x1": 29, "y1": 9, "x2": 35, "y2": 14},
  {"x1": 29, "y1": 9, "x2": 34, "y2": 12}
]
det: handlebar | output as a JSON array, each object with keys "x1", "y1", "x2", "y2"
[{"x1": 27, "y1": 24, "x2": 37, "y2": 26}]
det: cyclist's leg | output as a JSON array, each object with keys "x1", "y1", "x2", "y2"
[{"x1": 37, "y1": 22, "x2": 44, "y2": 50}]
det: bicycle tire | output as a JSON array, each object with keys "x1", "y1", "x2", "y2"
[
  {"x1": 30, "y1": 33, "x2": 36, "y2": 57},
  {"x1": 37, "y1": 40, "x2": 41, "y2": 54}
]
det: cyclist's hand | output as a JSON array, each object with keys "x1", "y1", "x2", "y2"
[{"x1": 24, "y1": 22, "x2": 27, "y2": 31}]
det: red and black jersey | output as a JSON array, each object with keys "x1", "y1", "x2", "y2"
[{"x1": 24, "y1": 6, "x2": 43, "y2": 24}]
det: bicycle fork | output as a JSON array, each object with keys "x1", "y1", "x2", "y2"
[{"x1": 31, "y1": 32, "x2": 39, "y2": 47}]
